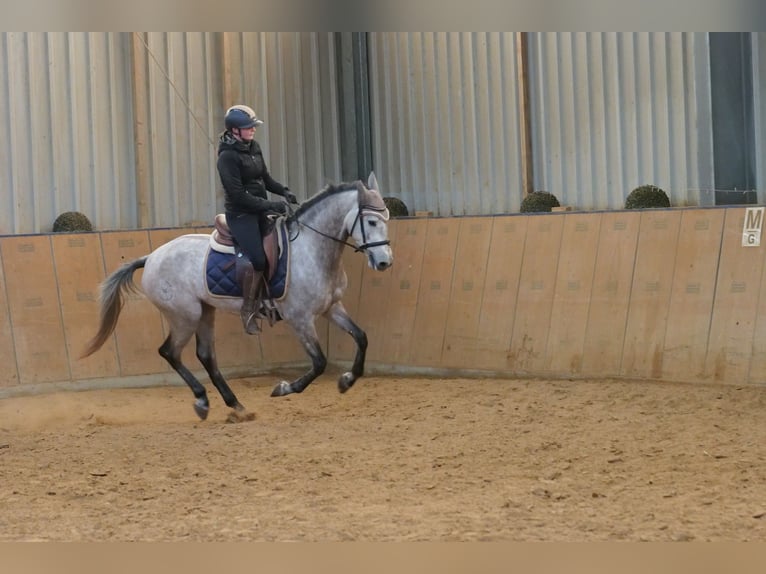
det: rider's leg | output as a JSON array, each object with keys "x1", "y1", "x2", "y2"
[{"x1": 226, "y1": 213, "x2": 267, "y2": 335}]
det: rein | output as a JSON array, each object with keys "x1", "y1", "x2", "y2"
[{"x1": 291, "y1": 203, "x2": 390, "y2": 253}]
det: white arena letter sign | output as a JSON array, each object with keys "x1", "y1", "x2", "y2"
[{"x1": 743, "y1": 207, "x2": 764, "y2": 247}]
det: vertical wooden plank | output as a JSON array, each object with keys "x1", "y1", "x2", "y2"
[
  {"x1": 408, "y1": 218, "x2": 460, "y2": 366},
  {"x1": 621, "y1": 210, "x2": 682, "y2": 379},
  {"x1": 442, "y1": 217, "x2": 493, "y2": 367},
  {"x1": 508, "y1": 214, "x2": 564, "y2": 374},
  {"x1": 0, "y1": 244, "x2": 20, "y2": 387},
  {"x1": 1, "y1": 236, "x2": 70, "y2": 385},
  {"x1": 517, "y1": 32, "x2": 534, "y2": 197},
  {"x1": 99, "y1": 231, "x2": 169, "y2": 376},
  {"x1": 259, "y1": 320, "x2": 307, "y2": 365},
  {"x1": 377, "y1": 218, "x2": 427, "y2": 365},
  {"x1": 662, "y1": 209, "x2": 725, "y2": 382},
  {"x1": 131, "y1": 32, "x2": 151, "y2": 229},
  {"x1": 544, "y1": 212, "x2": 602, "y2": 375},
  {"x1": 52, "y1": 233, "x2": 119, "y2": 381},
  {"x1": 748, "y1": 218, "x2": 766, "y2": 383},
  {"x1": 705, "y1": 208, "x2": 766, "y2": 383},
  {"x1": 581, "y1": 211, "x2": 640, "y2": 377},
  {"x1": 471, "y1": 215, "x2": 528, "y2": 370},
  {"x1": 221, "y1": 32, "x2": 233, "y2": 108}
]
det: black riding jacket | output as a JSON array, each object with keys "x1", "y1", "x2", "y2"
[{"x1": 217, "y1": 132, "x2": 287, "y2": 214}]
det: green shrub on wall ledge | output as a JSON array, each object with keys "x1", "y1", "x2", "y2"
[
  {"x1": 383, "y1": 196, "x2": 409, "y2": 217},
  {"x1": 520, "y1": 191, "x2": 560, "y2": 213},
  {"x1": 624, "y1": 185, "x2": 671, "y2": 209},
  {"x1": 52, "y1": 211, "x2": 93, "y2": 232}
]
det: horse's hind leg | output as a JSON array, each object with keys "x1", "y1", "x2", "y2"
[
  {"x1": 195, "y1": 303, "x2": 254, "y2": 422},
  {"x1": 325, "y1": 302, "x2": 367, "y2": 393},
  {"x1": 158, "y1": 324, "x2": 211, "y2": 420},
  {"x1": 270, "y1": 317, "x2": 327, "y2": 397}
]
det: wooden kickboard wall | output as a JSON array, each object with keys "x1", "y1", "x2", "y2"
[{"x1": 3, "y1": 206, "x2": 766, "y2": 393}]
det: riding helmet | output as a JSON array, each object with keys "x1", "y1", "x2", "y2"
[{"x1": 224, "y1": 105, "x2": 264, "y2": 130}]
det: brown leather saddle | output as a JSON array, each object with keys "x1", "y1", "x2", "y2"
[{"x1": 211, "y1": 214, "x2": 280, "y2": 284}]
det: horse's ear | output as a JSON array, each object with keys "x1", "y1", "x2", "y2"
[
  {"x1": 367, "y1": 171, "x2": 379, "y2": 192},
  {"x1": 356, "y1": 179, "x2": 389, "y2": 219}
]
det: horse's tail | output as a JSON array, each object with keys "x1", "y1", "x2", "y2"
[{"x1": 80, "y1": 256, "x2": 148, "y2": 359}]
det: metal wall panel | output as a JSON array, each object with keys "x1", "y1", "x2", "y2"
[
  {"x1": 260, "y1": 33, "x2": 342, "y2": 198},
  {"x1": 368, "y1": 32, "x2": 526, "y2": 216},
  {"x1": 133, "y1": 32, "x2": 222, "y2": 228},
  {"x1": 528, "y1": 32, "x2": 715, "y2": 210},
  {"x1": 0, "y1": 32, "x2": 341, "y2": 234},
  {"x1": 1, "y1": 32, "x2": 748, "y2": 230},
  {"x1": 368, "y1": 32, "x2": 718, "y2": 215},
  {"x1": 0, "y1": 32, "x2": 134, "y2": 234},
  {"x1": 138, "y1": 32, "x2": 341, "y2": 228}
]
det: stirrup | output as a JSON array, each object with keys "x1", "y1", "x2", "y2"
[{"x1": 242, "y1": 311, "x2": 262, "y2": 334}]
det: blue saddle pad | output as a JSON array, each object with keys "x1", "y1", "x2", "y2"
[
  {"x1": 205, "y1": 224, "x2": 289, "y2": 299},
  {"x1": 205, "y1": 250, "x2": 242, "y2": 297}
]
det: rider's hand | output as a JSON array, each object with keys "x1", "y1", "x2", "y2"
[
  {"x1": 264, "y1": 200, "x2": 287, "y2": 214},
  {"x1": 284, "y1": 189, "x2": 299, "y2": 204}
]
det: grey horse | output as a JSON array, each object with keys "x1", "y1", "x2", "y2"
[{"x1": 81, "y1": 173, "x2": 393, "y2": 421}]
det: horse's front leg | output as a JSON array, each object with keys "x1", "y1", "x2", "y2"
[
  {"x1": 325, "y1": 302, "x2": 367, "y2": 393},
  {"x1": 270, "y1": 318, "x2": 327, "y2": 397}
]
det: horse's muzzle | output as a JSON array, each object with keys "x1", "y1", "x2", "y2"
[{"x1": 368, "y1": 248, "x2": 393, "y2": 271}]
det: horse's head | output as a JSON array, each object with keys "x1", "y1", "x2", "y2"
[{"x1": 344, "y1": 172, "x2": 394, "y2": 271}]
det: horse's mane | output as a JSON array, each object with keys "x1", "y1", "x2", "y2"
[{"x1": 289, "y1": 181, "x2": 360, "y2": 220}]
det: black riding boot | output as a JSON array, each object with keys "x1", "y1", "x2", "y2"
[{"x1": 240, "y1": 267, "x2": 264, "y2": 335}]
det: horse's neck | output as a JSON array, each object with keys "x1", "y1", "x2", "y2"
[
  {"x1": 293, "y1": 191, "x2": 357, "y2": 265},
  {"x1": 300, "y1": 192, "x2": 357, "y2": 240}
]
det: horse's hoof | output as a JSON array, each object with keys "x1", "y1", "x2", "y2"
[
  {"x1": 271, "y1": 381, "x2": 293, "y2": 397},
  {"x1": 193, "y1": 401, "x2": 209, "y2": 421},
  {"x1": 338, "y1": 372, "x2": 356, "y2": 393},
  {"x1": 225, "y1": 409, "x2": 255, "y2": 424}
]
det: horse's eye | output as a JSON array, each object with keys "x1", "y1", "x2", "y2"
[{"x1": 367, "y1": 220, "x2": 377, "y2": 227}]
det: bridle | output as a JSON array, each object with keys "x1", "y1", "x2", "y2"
[
  {"x1": 346, "y1": 204, "x2": 391, "y2": 252},
  {"x1": 291, "y1": 195, "x2": 391, "y2": 253}
]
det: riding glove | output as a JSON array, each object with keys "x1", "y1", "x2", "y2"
[
  {"x1": 283, "y1": 188, "x2": 299, "y2": 204},
  {"x1": 263, "y1": 200, "x2": 288, "y2": 214}
]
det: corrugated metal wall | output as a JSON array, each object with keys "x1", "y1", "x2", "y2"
[
  {"x1": 368, "y1": 32, "x2": 527, "y2": 216},
  {"x1": 368, "y1": 32, "x2": 717, "y2": 215},
  {"x1": 0, "y1": 32, "x2": 134, "y2": 234},
  {"x1": 131, "y1": 32, "x2": 221, "y2": 229},
  {"x1": 117, "y1": 32, "x2": 342, "y2": 230},
  {"x1": 0, "y1": 32, "x2": 341, "y2": 234},
  {"x1": 2, "y1": 32, "x2": 759, "y2": 229},
  {"x1": 528, "y1": 32, "x2": 715, "y2": 210}
]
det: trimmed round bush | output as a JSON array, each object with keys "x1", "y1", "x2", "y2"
[
  {"x1": 624, "y1": 185, "x2": 670, "y2": 209},
  {"x1": 520, "y1": 191, "x2": 560, "y2": 213},
  {"x1": 53, "y1": 211, "x2": 93, "y2": 232},
  {"x1": 383, "y1": 196, "x2": 409, "y2": 217}
]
